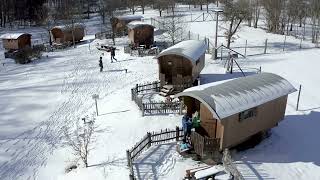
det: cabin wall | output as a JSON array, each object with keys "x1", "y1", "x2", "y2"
[
  {"x1": 2, "y1": 35, "x2": 31, "y2": 50},
  {"x1": 51, "y1": 29, "x2": 64, "y2": 43},
  {"x1": 158, "y1": 55, "x2": 193, "y2": 89},
  {"x1": 18, "y1": 35, "x2": 31, "y2": 49},
  {"x1": 2, "y1": 39, "x2": 19, "y2": 50},
  {"x1": 131, "y1": 26, "x2": 154, "y2": 48},
  {"x1": 192, "y1": 54, "x2": 205, "y2": 82},
  {"x1": 52, "y1": 28, "x2": 84, "y2": 44},
  {"x1": 221, "y1": 95, "x2": 288, "y2": 149}
]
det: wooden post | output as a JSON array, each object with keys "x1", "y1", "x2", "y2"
[
  {"x1": 188, "y1": 31, "x2": 191, "y2": 40},
  {"x1": 142, "y1": 103, "x2": 145, "y2": 116},
  {"x1": 296, "y1": 85, "x2": 302, "y2": 111},
  {"x1": 147, "y1": 132, "x2": 152, "y2": 147},
  {"x1": 220, "y1": 45, "x2": 223, "y2": 60},
  {"x1": 264, "y1": 39, "x2": 268, "y2": 54},
  {"x1": 198, "y1": 34, "x2": 200, "y2": 40},
  {"x1": 230, "y1": 58, "x2": 233, "y2": 74},
  {"x1": 244, "y1": 40, "x2": 247, "y2": 57},
  {"x1": 203, "y1": 13, "x2": 205, "y2": 21},
  {"x1": 126, "y1": 150, "x2": 131, "y2": 167},
  {"x1": 300, "y1": 37, "x2": 303, "y2": 49},
  {"x1": 176, "y1": 126, "x2": 180, "y2": 141},
  {"x1": 259, "y1": 66, "x2": 262, "y2": 73},
  {"x1": 283, "y1": 35, "x2": 287, "y2": 51}
]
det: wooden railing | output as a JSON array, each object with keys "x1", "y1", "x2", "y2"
[
  {"x1": 131, "y1": 81, "x2": 182, "y2": 116},
  {"x1": 126, "y1": 127, "x2": 184, "y2": 179},
  {"x1": 191, "y1": 131, "x2": 220, "y2": 158}
]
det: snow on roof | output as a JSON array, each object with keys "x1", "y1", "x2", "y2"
[
  {"x1": 0, "y1": 33, "x2": 31, "y2": 40},
  {"x1": 52, "y1": 24, "x2": 85, "y2": 31},
  {"x1": 157, "y1": 40, "x2": 207, "y2": 64},
  {"x1": 176, "y1": 73, "x2": 297, "y2": 120},
  {"x1": 117, "y1": 15, "x2": 143, "y2": 21},
  {"x1": 127, "y1": 21, "x2": 154, "y2": 29}
]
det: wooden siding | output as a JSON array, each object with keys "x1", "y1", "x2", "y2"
[
  {"x1": 158, "y1": 53, "x2": 204, "y2": 91},
  {"x1": 128, "y1": 26, "x2": 154, "y2": 48},
  {"x1": 221, "y1": 95, "x2": 288, "y2": 149},
  {"x1": 51, "y1": 27, "x2": 84, "y2": 44},
  {"x1": 2, "y1": 35, "x2": 31, "y2": 50}
]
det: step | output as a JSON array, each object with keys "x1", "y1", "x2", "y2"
[
  {"x1": 163, "y1": 85, "x2": 173, "y2": 90},
  {"x1": 159, "y1": 91, "x2": 168, "y2": 97},
  {"x1": 161, "y1": 88, "x2": 170, "y2": 93}
]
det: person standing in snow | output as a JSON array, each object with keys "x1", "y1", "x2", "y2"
[
  {"x1": 99, "y1": 57, "x2": 103, "y2": 72},
  {"x1": 110, "y1": 47, "x2": 117, "y2": 63}
]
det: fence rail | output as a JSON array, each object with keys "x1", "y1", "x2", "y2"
[
  {"x1": 131, "y1": 81, "x2": 182, "y2": 116},
  {"x1": 126, "y1": 127, "x2": 184, "y2": 179}
]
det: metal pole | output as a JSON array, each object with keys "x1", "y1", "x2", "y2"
[
  {"x1": 214, "y1": 11, "x2": 219, "y2": 59},
  {"x1": 296, "y1": 85, "x2": 302, "y2": 111},
  {"x1": 95, "y1": 99, "x2": 99, "y2": 116},
  {"x1": 244, "y1": 40, "x2": 247, "y2": 57}
]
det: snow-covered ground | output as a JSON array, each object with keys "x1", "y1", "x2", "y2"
[{"x1": 1, "y1": 4, "x2": 320, "y2": 180}]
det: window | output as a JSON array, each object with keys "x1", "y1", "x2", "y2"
[
  {"x1": 239, "y1": 108, "x2": 257, "y2": 122},
  {"x1": 168, "y1": 61, "x2": 172, "y2": 65}
]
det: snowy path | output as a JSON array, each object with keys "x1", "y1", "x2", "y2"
[{"x1": 0, "y1": 44, "x2": 158, "y2": 179}]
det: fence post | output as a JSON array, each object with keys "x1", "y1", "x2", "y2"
[
  {"x1": 244, "y1": 40, "x2": 247, "y2": 57},
  {"x1": 126, "y1": 150, "x2": 134, "y2": 179},
  {"x1": 203, "y1": 13, "x2": 205, "y2": 21},
  {"x1": 147, "y1": 132, "x2": 152, "y2": 147},
  {"x1": 259, "y1": 66, "x2": 262, "y2": 73},
  {"x1": 131, "y1": 89, "x2": 133, "y2": 101},
  {"x1": 300, "y1": 37, "x2": 303, "y2": 49},
  {"x1": 296, "y1": 85, "x2": 302, "y2": 111},
  {"x1": 283, "y1": 35, "x2": 287, "y2": 51},
  {"x1": 142, "y1": 103, "x2": 145, "y2": 116},
  {"x1": 198, "y1": 34, "x2": 200, "y2": 40},
  {"x1": 176, "y1": 126, "x2": 180, "y2": 141},
  {"x1": 264, "y1": 39, "x2": 268, "y2": 54},
  {"x1": 188, "y1": 31, "x2": 191, "y2": 40},
  {"x1": 220, "y1": 45, "x2": 223, "y2": 60}
]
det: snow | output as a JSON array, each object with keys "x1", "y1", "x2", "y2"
[
  {"x1": 157, "y1": 40, "x2": 207, "y2": 64},
  {"x1": 0, "y1": 33, "x2": 31, "y2": 40},
  {"x1": 194, "y1": 165, "x2": 225, "y2": 179},
  {"x1": 176, "y1": 73, "x2": 297, "y2": 119},
  {"x1": 127, "y1": 21, "x2": 154, "y2": 29},
  {"x1": 52, "y1": 24, "x2": 85, "y2": 31},
  {"x1": 117, "y1": 15, "x2": 144, "y2": 21},
  {"x1": 0, "y1": 4, "x2": 320, "y2": 180}
]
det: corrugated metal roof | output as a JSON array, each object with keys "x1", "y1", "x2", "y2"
[
  {"x1": 156, "y1": 40, "x2": 207, "y2": 64},
  {"x1": 127, "y1": 21, "x2": 154, "y2": 29},
  {"x1": 0, "y1": 33, "x2": 31, "y2": 40},
  {"x1": 175, "y1": 73, "x2": 297, "y2": 120}
]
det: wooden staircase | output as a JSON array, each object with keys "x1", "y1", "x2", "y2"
[{"x1": 159, "y1": 85, "x2": 174, "y2": 97}]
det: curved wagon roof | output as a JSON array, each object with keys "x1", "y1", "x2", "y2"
[
  {"x1": 0, "y1": 33, "x2": 31, "y2": 40},
  {"x1": 156, "y1": 40, "x2": 207, "y2": 64},
  {"x1": 127, "y1": 21, "x2": 154, "y2": 29},
  {"x1": 175, "y1": 73, "x2": 297, "y2": 120}
]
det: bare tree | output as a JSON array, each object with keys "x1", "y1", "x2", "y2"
[
  {"x1": 262, "y1": 0, "x2": 286, "y2": 34},
  {"x1": 160, "y1": 14, "x2": 189, "y2": 45},
  {"x1": 63, "y1": 116, "x2": 97, "y2": 168},
  {"x1": 223, "y1": 0, "x2": 251, "y2": 48}
]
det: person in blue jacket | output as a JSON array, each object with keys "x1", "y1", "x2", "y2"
[{"x1": 182, "y1": 113, "x2": 192, "y2": 140}]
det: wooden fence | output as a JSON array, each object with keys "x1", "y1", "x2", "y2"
[
  {"x1": 191, "y1": 131, "x2": 220, "y2": 158},
  {"x1": 131, "y1": 81, "x2": 182, "y2": 116},
  {"x1": 126, "y1": 127, "x2": 184, "y2": 179}
]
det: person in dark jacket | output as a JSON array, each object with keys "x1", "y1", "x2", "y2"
[
  {"x1": 99, "y1": 57, "x2": 103, "y2": 72},
  {"x1": 110, "y1": 47, "x2": 117, "y2": 63},
  {"x1": 182, "y1": 113, "x2": 192, "y2": 140}
]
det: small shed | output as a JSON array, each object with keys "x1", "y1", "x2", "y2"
[
  {"x1": 51, "y1": 24, "x2": 85, "y2": 44},
  {"x1": 0, "y1": 33, "x2": 32, "y2": 51},
  {"x1": 110, "y1": 15, "x2": 143, "y2": 34},
  {"x1": 176, "y1": 73, "x2": 296, "y2": 152},
  {"x1": 127, "y1": 21, "x2": 154, "y2": 48},
  {"x1": 156, "y1": 40, "x2": 207, "y2": 92}
]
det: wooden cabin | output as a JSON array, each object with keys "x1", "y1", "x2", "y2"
[
  {"x1": 110, "y1": 15, "x2": 143, "y2": 34},
  {"x1": 127, "y1": 21, "x2": 154, "y2": 48},
  {"x1": 51, "y1": 24, "x2": 85, "y2": 44},
  {"x1": 0, "y1": 33, "x2": 32, "y2": 51},
  {"x1": 156, "y1": 40, "x2": 207, "y2": 93},
  {"x1": 176, "y1": 73, "x2": 296, "y2": 155}
]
